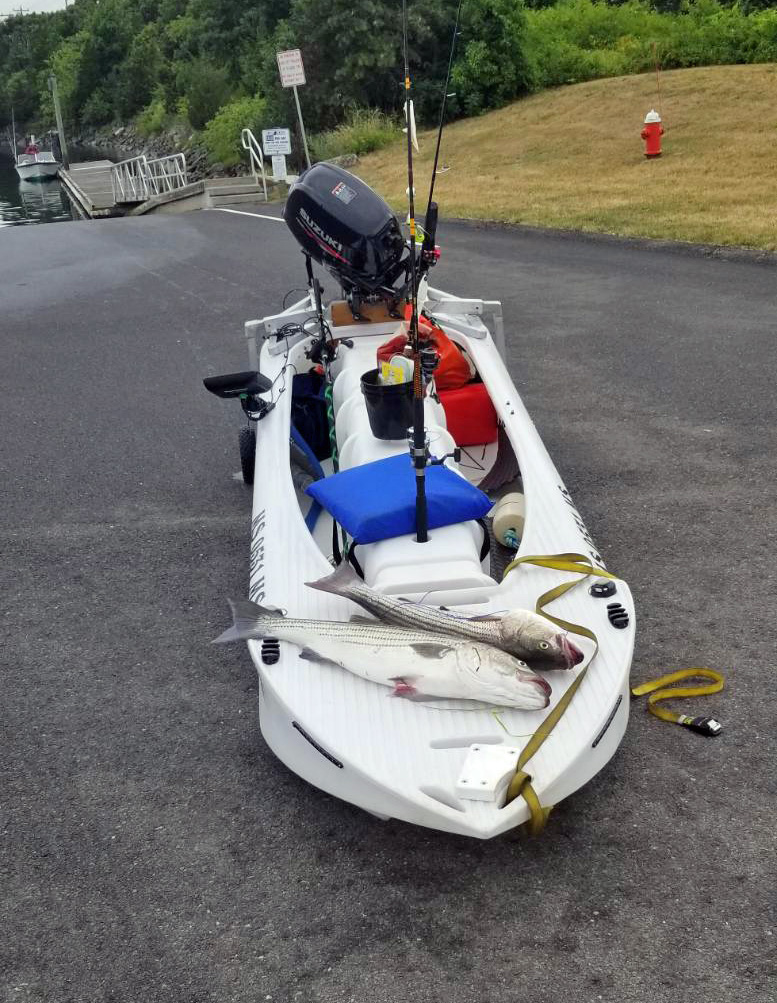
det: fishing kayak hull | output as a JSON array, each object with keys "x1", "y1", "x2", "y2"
[{"x1": 227, "y1": 286, "x2": 634, "y2": 839}]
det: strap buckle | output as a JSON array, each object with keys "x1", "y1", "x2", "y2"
[{"x1": 679, "y1": 715, "x2": 722, "y2": 737}]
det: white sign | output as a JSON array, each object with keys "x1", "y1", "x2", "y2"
[
  {"x1": 276, "y1": 48, "x2": 306, "y2": 88},
  {"x1": 262, "y1": 128, "x2": 291, "y2": 156},
  {"x1": 271, "y1": 155, "x2": 288, "y2": 181}
]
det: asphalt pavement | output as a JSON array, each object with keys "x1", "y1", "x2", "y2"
[{"x1": 2, "y1": 205, "x2": 775, "y2": 1003}]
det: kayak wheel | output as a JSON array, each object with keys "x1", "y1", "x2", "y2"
[{"x1": 238, "y1": 425, "x2": 256, "y2": 485}]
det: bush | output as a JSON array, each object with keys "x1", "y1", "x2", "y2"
[
  {"x1": 81, "y1": 89, "x2": 112, "y2": 126},
  {"x1": 452, "y1": 0, "x2": 533, "y2": 115},
  {"x1": 524, "y1": 0, "x2": 777, "y2": 91},
  {"x1": 310, "y1": 108, "x2": 398, "y2": 163},
  {"x1": 202, "y1": 95, "x2": 267, "y2": 167},
  {"x1": 136, "y1": 96, "x2": 166, "y2": 137},
  {"x1": 179, "y1": 59, "x2": 232, "y2": 130}
]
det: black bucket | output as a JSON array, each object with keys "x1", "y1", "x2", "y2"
[{"x1": 361, "y1": 368, "x2": 414, "y2": 440}]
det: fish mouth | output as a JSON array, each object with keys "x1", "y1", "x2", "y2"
[
  {"x1": 530, "y1": 675, "x2": 552, "y2": 705},
  {"x1": 534, "y1": 676, "x2": 552, "y2": 697},
  {"x1": 558, "y1": 634, "x2": 584, "y2": 668}
]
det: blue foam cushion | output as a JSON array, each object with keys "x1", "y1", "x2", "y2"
[{"x1": 305, "y1": 453, "x2": 492, "y2": 544}]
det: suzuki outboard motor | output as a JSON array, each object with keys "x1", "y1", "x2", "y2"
[{"x1": 284, "y1": 163, "x2": 408, "y2": 316}]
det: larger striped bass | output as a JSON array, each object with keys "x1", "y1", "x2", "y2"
[
  {"x1": 214, "y1": 599, "x2": 551, "y2": 710},
  {"x1": 306, "y1": 563, "x2": 583, "y2": 671}
]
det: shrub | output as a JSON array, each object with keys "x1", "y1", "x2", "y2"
[
  {"x1": 310, "y1": 108, "x2": 398, "y2": 163},
  {"x1": 179, "y1": 59, "x2": 232, "y2": 130},
  {"x1": 202, "y1": 95, "x2": 267, "y2": 167},
  {"x1": 452, "y1": 0, "x2": 533, "y2": 115},
  {"x1": 523, "y1": 0, "x2": 777, "y2": 93},
  {"x1": 81, "y1": 89, "x2": 112, "y2": 126},
  {"x1": 137, "y1": 96, "x2": 166, "y2": 137}
]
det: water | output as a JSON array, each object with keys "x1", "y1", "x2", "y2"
[{"x1": 0, "y1": 148, "x2": 78, "y2": 227}]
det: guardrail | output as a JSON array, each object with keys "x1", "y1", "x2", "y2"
[
  {"x1": 240, "y1": 128, "x2": 268, "y2": 202},
  {"x1": 111, "y1": 152, "x2": 189, "y2": 204}
]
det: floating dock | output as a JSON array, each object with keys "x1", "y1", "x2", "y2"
[
  {"x1": 58, "y1": 159, "x2": 208, "y2": 219},
  {"x1": 59, "y1": 160, "x2": 122, "y2": 218}
]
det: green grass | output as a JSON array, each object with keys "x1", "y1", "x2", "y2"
[{"x1": 356, "y1": 65, "x2": 777, "y2": 251}]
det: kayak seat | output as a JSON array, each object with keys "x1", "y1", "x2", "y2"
[{"x1": 306, "y1": 453, "x2": 492, "y2": 545}]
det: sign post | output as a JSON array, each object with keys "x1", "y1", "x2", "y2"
[
  {"x1": 276, "y1": 48, "x2": 311, "y2": 170},
  {"x1": 271, "y1": 155, "x2": 287, "y2": 181},
  {"x1": 262, "y1": 128, "x2": 292, "y2": 182}
]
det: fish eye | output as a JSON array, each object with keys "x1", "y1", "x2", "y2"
[{"x1": 539, "y1": 641, "x2": 550, "y2": 650}]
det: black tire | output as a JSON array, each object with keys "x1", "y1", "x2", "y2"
[{"x1": 239, "y1": 425, "x2": 256, "y2": 485}]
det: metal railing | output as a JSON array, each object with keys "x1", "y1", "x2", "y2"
[
  {"x1": 145, "y1": 153, "x2": 188, "y2": 194},
  {"x1": 111, "y1": 155, "x2": 152, "y2": 203},
  {"x1": 240, "y1": 128, "x2": 268, "y2": 202},
  {"x1": 111, "y1": 152, "x2": 189, "y2": 204}
]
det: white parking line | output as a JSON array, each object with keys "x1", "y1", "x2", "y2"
[{"x1": 206, "y1": 207, "x2": 284, "y2": 222}]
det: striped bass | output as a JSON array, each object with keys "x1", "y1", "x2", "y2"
[
  {"x1": 306, "y1": 563, "x2": 583, "y2": 670},
  {"x1": 214, "y1": 599, "x2": 551, "y2": 710}
]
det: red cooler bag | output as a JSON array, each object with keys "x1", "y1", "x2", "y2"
[
  {"x1": 439, "y1": 383, "x2": 498, "y2": 446},
  {"x1": 378, "y1": 314, "x2": 472, "y2": 392}
]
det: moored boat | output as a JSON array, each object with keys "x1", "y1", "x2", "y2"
[
  {"x1": 13, "y1": 134, "x2": 61, "y2": 181},
  {"x1": 15, "y1": 152, "x2": 60, "y2": 181}
]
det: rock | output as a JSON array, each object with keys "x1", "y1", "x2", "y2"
[
  {"x1": 325, "y1": 153, "x2": 359, "y2": 168},
  {"x1": 72, "y1": 121, "x2": 227, "y2": 182}
]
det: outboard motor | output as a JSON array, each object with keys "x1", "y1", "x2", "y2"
[{"x1": 284, "y1": 163, "x2": 409, "y2": 317}]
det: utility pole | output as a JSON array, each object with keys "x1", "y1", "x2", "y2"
[
  {"x1": 1, "y1": 8, "x2": 29, "y2": 20},
  {"x1": 48, "y1": 73, "x2": 69, "y2": 169}
]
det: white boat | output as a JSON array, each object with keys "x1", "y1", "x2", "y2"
[
  {"x1": 204, "y1": 163, "x2": 635, "y2": 839},
  {"x1": 15, "y1": 151, "x2": 60, "y2": 181},
  {"x1": 13, "y1": 133, "x2": 60, "y2": 181}
]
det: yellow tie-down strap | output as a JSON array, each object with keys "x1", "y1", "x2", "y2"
[
  {"x1": 631, "y1": 669, "x2": 724, "y2": 735},
  {"x1": 500, "y1": 554, "x2": 725, "y2": 836},
  {"x1": 501, "y1": 553, "x2": 617, "y2": 835}
]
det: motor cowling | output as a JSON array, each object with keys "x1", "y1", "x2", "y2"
[{"x1": 284, "y1": 163, "x2": 407, "y2": 297}]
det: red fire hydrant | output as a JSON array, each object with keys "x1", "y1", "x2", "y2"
[{"x1": 641, "y1": 109, "x2": 664, "y2": 158}]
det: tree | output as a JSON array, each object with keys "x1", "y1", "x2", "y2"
[
  {"x1": 115, "y1": 23, "x2": 164, "y2": 119},
  {"x1": 178, "y1": 58, "x2": 233, "y2": 128},
  {"x1": 42, "y1": 31, "x2": 89, "y2": 128},
  {"x1": 452, "y1": 0, "x2": 532, "y2": 115}
]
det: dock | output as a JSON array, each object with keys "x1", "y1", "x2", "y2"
[
  {"x1": 59, "y1": 160, "x2": 122, "y2": 218},
  {"x1": 58, "y1": 155, "x2": 216, "y2": 219}
]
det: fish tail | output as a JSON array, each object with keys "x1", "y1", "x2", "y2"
[
  {"x1": 305, "y1": 561, "x2": 360, "y2": 597},
  {"x1": 212, "y1": 598, "x2": 277, "y2": 644}
]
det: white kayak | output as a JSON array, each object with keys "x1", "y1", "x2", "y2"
[{"x1": 207, "y1": 279, "x2": 634, "y2": 839}]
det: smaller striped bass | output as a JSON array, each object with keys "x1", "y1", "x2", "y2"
[{"x1": 214, "y1": 599, "x2": 551, "y2": 710}]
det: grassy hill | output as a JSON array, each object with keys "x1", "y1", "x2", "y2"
[{"x1": 355, "y1": 64, "x2": 777, "y2": 250}]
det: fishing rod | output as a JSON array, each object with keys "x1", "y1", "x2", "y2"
[
  {"x1": 652, "y1": 41, "x2": 663, "y2": 119},
  {"x1": 421, "y1": 0, "x2": 464, "y2": 268},
  {"x1": 402, "y1": 0, "x2": 428, "y2": 544}
]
